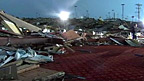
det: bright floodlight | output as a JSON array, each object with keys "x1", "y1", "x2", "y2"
[{"x1": 59, "y1": 11, "x2": 70, "y2": 21}]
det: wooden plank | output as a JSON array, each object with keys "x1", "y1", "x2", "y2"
[
  {"x1": 18, "y1": 67, "x2": 65, "y2": 81},
  {"x1": 17, "y1": 64, "x2": 40, "y2": 74}
]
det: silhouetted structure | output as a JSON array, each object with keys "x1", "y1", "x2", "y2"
[
  {"x1": 121, "y1": 4, "x2": 125, "y2": 20},
  {"x1": 136, "y1": 4, "x2": 142, "y2": 21}
]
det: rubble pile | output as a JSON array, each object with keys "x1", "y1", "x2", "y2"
[
  {"x1": 0, "y1": 11, "x2": 144, "y2": 66},
  {"x1": 0, "y1": 11, "x2": 144, "y2": 80}
]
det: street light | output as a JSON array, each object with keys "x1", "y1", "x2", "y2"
[
  {"x1": 112, "y1": 10, "x2": 115, "y2": 19},
  {"x1": 136, "y1": 4, "x2": 142, "y2": 21},
  {"x1": 74, "y1": 6, "x2": 78, "y2": 18},
  {"x1": 121, "y1": 4, "x2": 125, "y2": 20}
]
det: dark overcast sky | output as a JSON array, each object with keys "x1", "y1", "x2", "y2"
[{"x1": 0, "y1": 0, "x2": 143, "y2": 21}]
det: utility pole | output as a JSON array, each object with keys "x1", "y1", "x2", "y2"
[
  {"x1": 136, "y1": 4, "x2": 142, "y2": 21},
  {"x1": 121, "y1": 4, "x2": 125, "y2": 20},
  {"x1": 74, "y1": 6, "x2": 78, "y2": 18}
]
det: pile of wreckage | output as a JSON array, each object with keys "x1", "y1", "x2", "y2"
[
  {"x1": 0, "y1": 11, "x2": 88, "y2": 81},
  {"x1": 84, "y1": 18, "x2": 144, "y2": 47},
  {"x1": 0, "y1": 10, "x2": 144, "y2": 80}
]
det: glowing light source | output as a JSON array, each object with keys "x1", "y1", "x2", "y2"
[{"x1": 58, "y1": 11, "x2": 70, "y2": 21}]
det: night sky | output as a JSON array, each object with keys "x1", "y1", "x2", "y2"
[{"x1": 0, "y1": 0, "x2": 143, "y2": 21}]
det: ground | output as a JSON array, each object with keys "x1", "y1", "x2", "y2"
[{"x1": 41, "y1": 45, "x2": 144, "y2": 81}]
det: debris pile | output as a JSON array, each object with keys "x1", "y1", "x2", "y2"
[{"x1": 0, "y1": 11, "x2": 144, "y2": 80}]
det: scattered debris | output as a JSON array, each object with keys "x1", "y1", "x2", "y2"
[
  {"x1": 0, "y1": 10, "x2": 144, "y2": 81},
  {"x1": 125, "y1": 39, "x2": 142, "y2": 47},
  {"x1": 64, "y1": 73, "x2": 86, "y2": 80},
  {"x1": 76, "y1": 49, "x2": 92, "y2": 53},
  {"x1": 110, "y1": 37, "x2": 124, "y2": 45},
  {"x1": 0, "y1": 11, "x2": 41, "y2": 33},
  {"x1": 0, "y1": 47, "x2": 54, "y2": 67},
  {"x1": 24, "y1": 55, "x2": 53, "y2": 64},
  {"x1": 134, "y1": 54, "x2": 144, "y2": 57}
]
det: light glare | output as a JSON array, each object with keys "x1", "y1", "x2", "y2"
[{"x1": 59, "y1": 11, "x2": 70, "y2": 21}]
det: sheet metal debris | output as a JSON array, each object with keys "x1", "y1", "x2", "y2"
[
  {"x1": 0, "y1": 47, "x2": 54, "y2": 67},
  {"x1": 15, "y1": 47, "x2": 37, "y2": 60},
  {"x1": 24, "y1": 55, "x2": 53, "y2": 64}
]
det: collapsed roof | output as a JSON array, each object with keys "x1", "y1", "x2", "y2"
[{"x1": 0, "y1": 11, "x2": 41, "y2": 34}]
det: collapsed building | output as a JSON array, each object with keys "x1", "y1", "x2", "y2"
[{"x1": 0, "y1": 11, "x2": 144, "y2": 81}]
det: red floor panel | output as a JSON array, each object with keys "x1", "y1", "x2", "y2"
[{"x1": 41, "y1": 45, "x2": 144, "y2": 81}]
